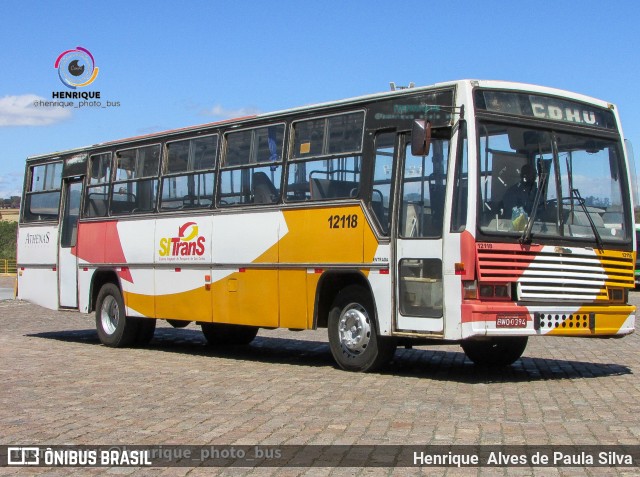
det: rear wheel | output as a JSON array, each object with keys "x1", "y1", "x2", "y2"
[
  {"x1": 201, "y1": 323, "x2": 259, "y2": 346},
  {"x1": 95, "y1": 283, "x2": 138, "y2": 347},
  {"x1": 328, "y1": 285, "x2": 396, "y2": 372},
  {"x1": 461, "y1": 336, "x2": 528, "y2": 366}
]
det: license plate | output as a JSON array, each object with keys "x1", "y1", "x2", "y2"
[{"x1": 496, "y1": 315, "x2": 527, "y2": 328}]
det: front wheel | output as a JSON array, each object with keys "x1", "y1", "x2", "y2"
[
  {"x1": 328, "y1": 285, "x2": 396, "y2": 372},
  {"x1": 461, "y1": 336, "x2": 528, "y2": 366}
]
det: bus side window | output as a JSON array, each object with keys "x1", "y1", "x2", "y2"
[
  {"x1": 219, "y1": 125, "x2": 284, "y2": 207},
  {"x1": 451, "y1": 123, "x2": 468, "y2": 232},
  {"x1": 160, "y1": 135, "x2": 217, "y2": 210},
  {"x1": 399, "y1": 138, "x2": 450, "y2": 238},
  {"x1": 84, "y1": 152, "x2": 111, "y2": 218},
  {"x1": 286, "y1": 156, "x2": 362, "y2": 202},
  {"x1": 110, "y1": 145, "x2": 160, "y2": 215},
  {"x1": 286, "y1": 111, "x2": 365, "y2": 203},
  {"x1": 369, "y1": 132, "x2": 395, "y2": 235},
  {"x1": 23, "y1": 161, "x2": 63, "y2": 222}
]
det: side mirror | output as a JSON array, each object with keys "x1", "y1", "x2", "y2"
[{"x1": 411, "y1": 119, "x2": 431, "y2": 156}]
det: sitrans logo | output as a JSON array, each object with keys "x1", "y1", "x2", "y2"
[{"x1": 159, "y1": 222, "x2": 206, "y2": 258}]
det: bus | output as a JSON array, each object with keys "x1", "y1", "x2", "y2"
[{"x1": 16, "y1": 80, "x2": 636, "y2": 371}]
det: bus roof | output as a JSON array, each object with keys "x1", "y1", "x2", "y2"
[{"x1": 26, "y1": 79, "x2": 615, "y2": 161}]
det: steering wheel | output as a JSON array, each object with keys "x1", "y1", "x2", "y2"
[{"x1": 545, "y1": 196, "x2": 585, "y2": 207}]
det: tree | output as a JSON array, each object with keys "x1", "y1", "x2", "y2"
[{"x1": 0, "y1": 221, "x2": 17, "y2": 260}]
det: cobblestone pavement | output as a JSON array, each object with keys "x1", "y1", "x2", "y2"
[{"x1": 1, "y1": 282, "x2": 639, "y2": 476}]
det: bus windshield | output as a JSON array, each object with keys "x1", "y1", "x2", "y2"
[{"x1": 478, "y1": 122, "x2": 629, "y2": 243}]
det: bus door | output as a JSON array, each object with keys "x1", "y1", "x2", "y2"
[
  {"x1": 394, "y1": 134, "x2": 448, "y2": 333},
  {"x1": 58, "y1": 178, "x2": 83, "y2": 308}
]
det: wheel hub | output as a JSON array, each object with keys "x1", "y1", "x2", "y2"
[
  {"x1": 338, "y1": 304, "x2": 371, "y2": 355},
  {"x1": 101, "y1": 295, "x2": 119, "y2": 335}
]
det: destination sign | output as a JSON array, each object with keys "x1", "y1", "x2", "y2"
[
  {"x1": 370, "y1": 90, "x2": 456, "y2": 128},
  {"x1": 475, "y1": 90, "x2": 617, "y2": 130}
]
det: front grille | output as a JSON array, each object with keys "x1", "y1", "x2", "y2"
[{"x1": 476, "y1": 245, "x2": 634, "y2": 302}]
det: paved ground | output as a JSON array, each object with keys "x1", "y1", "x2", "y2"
[
  {"x1": 0, "y1": 276, "x2": 15, "y2": 300},
  {"x1": 1, "y1": 277, "x2": 639, "y2": 476}
]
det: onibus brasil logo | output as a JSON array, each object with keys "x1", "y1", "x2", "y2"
[{"x1": 54, "y1": 46, "x2": 99, "y2": 89}]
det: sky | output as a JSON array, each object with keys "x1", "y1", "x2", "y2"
[{"x1": 1, "y1": 1, "x2": 639, "y2": 199}]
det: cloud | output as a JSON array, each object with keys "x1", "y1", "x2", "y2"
[
  {"x1": 200, "y1": 104, "x2": 261, "y2": 120},
  {"x1": 0, "y1": 94, "x2": 72, "y2": 126}
]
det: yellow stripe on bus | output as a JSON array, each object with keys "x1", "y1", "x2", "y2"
[
  {"x1": 545, "y1": 306, "x2": 634, "y2": 336},
  {"x1": 123, "y1": 204, "x2": 381, "y2": 328}
]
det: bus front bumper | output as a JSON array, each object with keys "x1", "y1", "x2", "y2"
[{"x1": 461, "y1": 303, "x2": 636, "y2": 338}]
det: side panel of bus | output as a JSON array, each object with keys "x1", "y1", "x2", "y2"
[
  {"x1": 17, "y1": 225, "x2": 59, "y2": 310},
  {"x1": 75, "y1": 219, "x2": 155, "y2": 317},
  {"x1": 210, "y1": 211, "x2": 281, "y2": 328},
  {"x1": 74, "y1": 202, "x2": 385, "y2": 331},
  {"x1": 154, "y1": 216, "x2": 212, "y2": 323},
  {"x1": 278, "y1": 205, "x2": 382, "y2": 330}
]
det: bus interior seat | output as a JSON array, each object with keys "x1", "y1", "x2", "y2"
[
  {"x1": 178, "y1": 194, "x2": 195, "y2": 208},
  {"x1": 310, "y1": 178, "x2": 329, "y2": 199},
  {"x1": 429, "y1": 183, "x2": 445, "y2": 221},
  {"x1": 182, "y1": 194, "x2": 212, "y2": 208},
  {"x1": 403, "y1": 203, "x2": 419, "y2": 237},
  {"x1": 371, "y1": 189, "x2": 387, "y2": 224},
  {"x1": 87, "y1": 195, "x2": 108, "y2": 217},
  {"x1": 371, "y1": 200, "x2": 385, "y2": 227},
  {"x1": 110, "y1": 198, "x2": 135, "y2": 214},
  {"x1": 329, "y1": 180, "x2": 358, "y2": 198},
  {"x1": 402, "y1": 202, "x2": 444, "y2": 237},
  {"x1": 311, "y1": 178, "x2": 358, "y2": 200},
  {"x1": 252, "y1": 172, "x2": 278, "y2": 204}
]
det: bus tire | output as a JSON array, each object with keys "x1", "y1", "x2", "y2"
[
  {"x1": 328, "y1": 285, "x2": 396, "y2": 372},
  {"x1": 461, "y1": 336, "x2": 528, "y2": 366},
  {"x1": 201, "y1": 323, "x2": 258, "y2": 346},
  {"x1": 133, "y1": 318, "x2": 156, "y2": 346},
  {"x1": 95, "y1": 283, "x2": 138, "y2": 347}
]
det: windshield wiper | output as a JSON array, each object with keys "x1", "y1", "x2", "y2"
[
  {"x1": 520, "y1": 168, "x2": 548, "y2": 244},
  {"x1": 570, "y1": 188, "x2": 604, "y2": 251}
]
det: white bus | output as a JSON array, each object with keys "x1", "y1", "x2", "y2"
[{"x1": 17, "y1": 80, "x2": 636, "y2": 371}]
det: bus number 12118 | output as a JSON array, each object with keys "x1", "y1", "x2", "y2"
[{"x1": 328, "y1": 214, "x2": 358, "y2": 229}]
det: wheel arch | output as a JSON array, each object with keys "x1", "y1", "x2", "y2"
[
  {"x1": 313, "y1": 270, "x2": 377, "y2": 329},
  {"x1": 89, "y1": 269, "x2": 122, "y2": 313}
]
